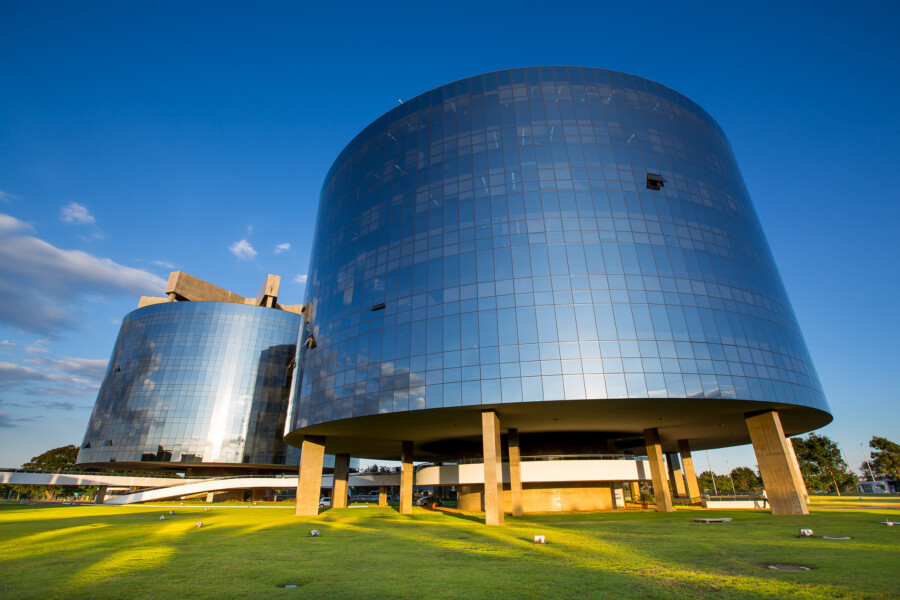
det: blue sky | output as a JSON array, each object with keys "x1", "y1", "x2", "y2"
[{"x1": 1, "y1": 1, "x2": 897, "y2": 474}]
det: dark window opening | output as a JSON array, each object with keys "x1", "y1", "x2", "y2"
[
  {"x1": 103, "y1": 440, "x2": 113, "y2": 447},
  {"x1": 646, "y1": 173, "x2": 665, "y2": 190},
  {"x1": 81, "y1": 441, "x2": 91, "y2": 449},
  {"x1": 114, "y1": 366, "x2": 121, "y2": 373},
  {"x1": 305, "y1": 335, "x2": 317, "y2": 349},
  {"x1": 371, "y1": 302, "x2": 386, "y2": 311}
]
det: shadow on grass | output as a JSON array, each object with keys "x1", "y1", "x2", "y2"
[{"x1": 2, "y1": 505, "x2": 897, "y2": 599}]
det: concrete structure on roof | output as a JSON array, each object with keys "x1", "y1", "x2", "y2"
[{"x1": 285, "y1": 67, "x2": 830, "y2": 522}]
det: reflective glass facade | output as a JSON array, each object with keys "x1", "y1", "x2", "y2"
[
  {"x1": 79, "y1": 302, "x2": 303, "y2": 468},
  {"x1": 290, "y1": 67, "x2": 829, "y2": 437}
]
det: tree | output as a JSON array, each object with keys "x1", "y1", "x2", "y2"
[
  {"x1": 697, "y1": 470, "x2": 731, "y2": 495},
  {"x1": 864, "y1": 437, "x2": 900, "y2": 480},
  {"x1": 23, "y1": 445, "x2": 80, "y2": 471},
  {"x1": 17, "y1": 444, "x2": 93, "y2": 501},
  {"x1": 791, "y1": 434, "x2": 858, "y2": 495},
  {"x1": 730, "y1": 466, "x2": 762, "y2": 493}
]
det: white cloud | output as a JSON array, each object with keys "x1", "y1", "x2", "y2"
[
  {"x1": 0, "y1": 214, "x2": 32, "y2": 234},
  {"x1": 0, "y1": 213, "x2": 166, "y2": 332},
  {"x1": 274, "y1": 243, "x2": 290, "y2": 254},
  {"x1": 0, "y1": 190, "x2": 13, "y2": 204},
  {"x1": 60, "y1": 202, "x2": 96, "y2": 225},
  {"x1": 0, "y1": 361, "x2": 48, "y2": 383},
  {"x1": 293, "y1": 273, "x2": 308, "y2": 285},
  {"x1": 152, "y1": 260, "x2": 175, "y2": 269},
  {"x1": 0, "y1": 340, "x2": 14, "y2": 352},
  {"x1": 229, "y1": 239, "x2": 257, "y2": 260}
]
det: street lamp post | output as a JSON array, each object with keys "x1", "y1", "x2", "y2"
[
  {"x1": 706, "y1": 451, "x2": 718, "y2": 496},
  {"x1": 860, "y1": 443, "x2": 877, "y2": 482}
]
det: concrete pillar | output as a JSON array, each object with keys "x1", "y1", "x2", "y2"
[
  {"x1": 252, "y1": 488, "x2": 266, "y2": 502},
  {"x1": 746, "y1": 410, "x2": 809, "y2": 515},
  {"x1": 332, "y1": 453, "x2": 350, "y2": 509},
  {"x1": 786, "y1": 435, "x2": 811, "y2": 505},
  {"x1": 205, "y1": 492, "x2": 215, "y2": 503},
  {"x1": 629, "y1": 481, "x2": 641, "y2": 503},
  {"x1": 294, "y1": 435, "x2": 326, "y2": 516},
  {"x1": 95, "y1": 485, "x2": 108, "y2": 504},
  {"x1": 378, "y1": 486, "x2": 387, "y2": 507},
  {"x1": 482, "y1": 410, "x2": 504, "y2": 525},
  {"x1": 643, "y1": 428, "x2": 674, "y2": 512},
  {"x1": 458, "y1": 484, "x2": 483, "y2": 511},
  {"x1": 507, "y1": 428, "x2": 524, "y2": 517},
  {"x1": 666, "y1": 452, "x2": 687, "y2": 498},
  {"x1": 399, "y1": 441, "x2": 414, "y2": 515},
  {"x1": 678, "y1": 439, "x2": 702, "y2": 503}
]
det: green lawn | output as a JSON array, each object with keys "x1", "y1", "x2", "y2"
[{"x1": 1, "y1": 497, "x2": 897, "y2": 599}]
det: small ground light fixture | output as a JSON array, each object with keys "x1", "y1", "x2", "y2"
[
  {"x1": 534, "y1": 535, "x2": 546, "y2": 544},
  {"x1": 310, "y1": 529, "x2": 321, "y2": 537}
]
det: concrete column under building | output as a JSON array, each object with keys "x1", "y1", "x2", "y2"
[
  {"x1": 786, "y1": 435, "x2": 811, "y2": 506},
  {"x1": 252, "y1": 488, "x2": 266, "y2": 502},
  {"x1": 666, "y1": 452, "x2": 687, "y2": 498},
  {"x1": 95, "y1": 485, "x2": 108, "y2": 504},
  {"x1": 629, "y1": 481, "x2": 641, "y2": 503},
  {"x1": 746, "y1": 410, "x2": 809, "y2": 515},
  {"x1": 332, "y1": 453, "x2": 351, "y2": 509},
  {"x1": 644, "y1": 428, "x2": 674, "y2": 512},
  {"x1": 399, "y1": 441, "x2": 414, "y2": 515},
  {"x1": 507, "y1": 428, "x2": 524, "y2": 517},
  {"x1": 206, "y1": 492, "x2": 215, "y2": 503},
  {"x1": 294, "y1": 435, "x2": 326, "y2": 516},
  {"x1": 378, "y1": 486, "x2": 387, "y2": 507},
  {"x1": 481, "y1": 410, "x2": 504, "y2": 525},
  {"x1": 678, "y1": 439, "x2": 702, "y2": 503}
]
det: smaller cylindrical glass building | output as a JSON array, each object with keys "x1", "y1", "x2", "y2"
[{"x1": 78, "y1": 301, "x2": 303, "y2": 472}]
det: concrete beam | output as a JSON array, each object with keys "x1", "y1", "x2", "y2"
[
  {"x1": 332, "y1": 453, "x2": 350, "y2": 509},
  {"x1": 508, "y1": 428, "x2": 523, "y2": 517},
  {"x1": 399, "y1": 441, "x2": 414, "y2": 515},
  {"x1": 666, "y1": 452, "x2": 687, "y2": 498},
  {"x1": 678, "y1": 439, "x2": 702, "y2": 503},
  {"x1": 644, "y1": 428, "x2": 674, "y2": 512},
  {"x1": 482, "y1": 410, "x2": 504, "y2": 525},
  {"x1": 166, "y1": 271, "x2": 245, "y2": 304},
  {"x1": 746, "y1": 410, "x2": 808, "y2": 515},
  {"x1": 294, "y1": 435, "x2": 326, "y2": 516}
]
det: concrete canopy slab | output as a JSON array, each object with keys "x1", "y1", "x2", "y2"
[{"x1": 284, "y1": 398, "x2": 831, "y2": 461}]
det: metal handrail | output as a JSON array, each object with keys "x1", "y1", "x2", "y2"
[
  {"x1": 416, "y1": 454, "x2": 647, "y2": 468},
  {"x1": 0, "y1": 468, "x2": 189, "y2": 479}
]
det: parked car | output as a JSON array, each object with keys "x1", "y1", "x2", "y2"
[
  {"x1": 416, "y1": 495, "x2": 443, "y2": 507},
  {"x1": 318, "y1": 497, "x2": 332, "y2": 508}
]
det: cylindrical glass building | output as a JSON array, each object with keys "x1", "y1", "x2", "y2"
[
  {"x1": 79, "y1": 301, "x2": 303, "y2": 472},
  {"x1": 286, "y1": 67, "x2": 830, "y2": 460}
]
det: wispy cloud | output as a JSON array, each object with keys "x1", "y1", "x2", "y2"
[
  {"x1": 0, "y1": 190, "x2": 14, "y2": 204},
  {"x1": 293, "y1": 273, "x2": 308, "y2": 285},
  {"x1": 59, "y1": 202, "x2": 95, "y2": 225},
  {"x1": 0, "y1": 362, "x2": 48, "y2": 383},
  {"x1": 0, "y1": 213, "x2": 166, "y2": 333},
  {"x1": 229, "y1": 239, "x2": 257, "y2": 260},
  {"x1": 152, "y1": 260, "x2": 175, "y2": 269},
  {"x1": 274, "y1": 242, "x2": 290, "y2": 254},
  {"x1": 0, "y1": 411, "x2": 42, "y2": 428}
]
